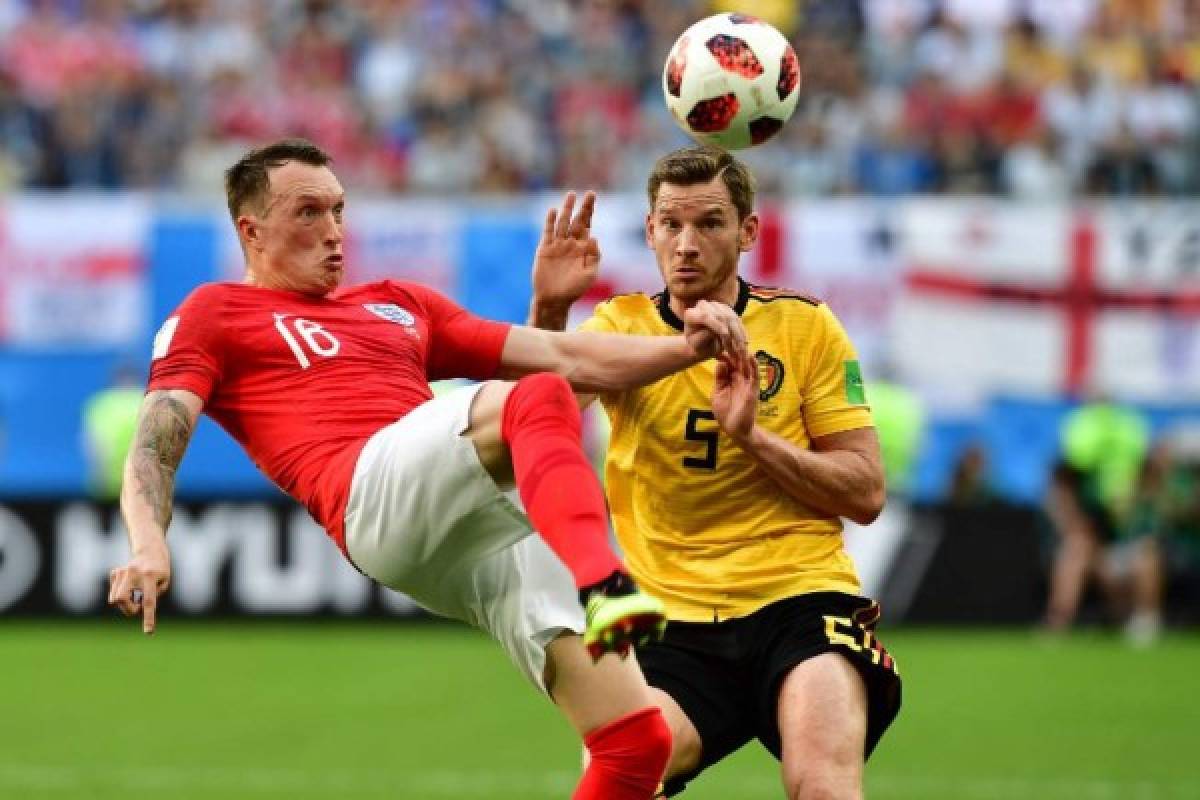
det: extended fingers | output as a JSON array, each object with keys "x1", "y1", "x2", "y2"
[
  {"x1": 108, "y1": 566, "x2": 163, "y2": 634},
  {"x1": 141, "y1": 584, "x2": 158, "y2": 634},
  {"x1": 555, "y1": 192, "x2": 576, "y2": 239},
  {"x1": 569, "y1": 191, "x2": 596, "y2": 239}
]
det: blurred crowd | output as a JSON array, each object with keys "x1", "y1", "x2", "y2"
[{"x1": 3, "y1": 0, "x2": 1200, "y2": 197}]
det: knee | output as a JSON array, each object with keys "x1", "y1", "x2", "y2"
[
  {"x1": 782, "y1": 748, "x2": 862, "y2": 800},
  {"x1": 502, "y1": 373, "x2": 580, "y2": 438},
  {"x1": 664, "y1": 717, "x2": 703, "y2": 780},
  {"x1": 515, "y1": 372, "x2": 575, "y2": 410},
  {"x1": 783, "y1": 768, "x2": 861, "y2": 800}
]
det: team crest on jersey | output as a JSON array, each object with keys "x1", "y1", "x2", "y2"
[
  {"x1": 363, "y1": 303, "x2": 416, "y2": 326},
  {"x1": 755, "y1": 350, "x2": 785, "y2": 402}
]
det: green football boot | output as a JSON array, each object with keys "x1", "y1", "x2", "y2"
[{"x1": 583, "y1": 590, "x2": 667, "y2": 661}]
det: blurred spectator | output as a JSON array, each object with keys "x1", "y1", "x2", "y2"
[
  {"x1": 942, "y1": 0, "x2": 1018, "y2": 34},
  {"x1": 1041, "y1": 61, "x2": 1122, "y2": 184},
  {"x1": 1002, "y1": 127, "x2": 1072, "y2": 199},
  {"x1": 1164, "y1": 0, "x2": 1200, "y2": 83},
  {"x1": 1125, "y1": 48, "x2": 1198, "y2": 193},
  {"x1": 0, "y1": 0, "x2": 1193, "y2": 196},
  {"x1": 932, "y1": 129, "x2": 998, "y2": 193},
  {"x1": 405, "y1": 115, "x2": 483, "y2": 193},
  {"x1": 355, "y1": 2, "x2": 420, "y2": 127},
  {"x1": 853, "y1": 114, "x2": 936, "y2": 195},
  {"x1": 777, "y1": 118, "x2": 848, "y2": 195},
  {"x1": 1080, "y1": 3, "x2": 1149, "y2": 86},
  {"x1": 1084, "y1": 122, "x2": 1161, "y2": 195},
  {"x1": 0, "y1": 68, "x2": 41, "y2": 187},
  {"x1": 1026, "y1": 0, "x2": 1098, "y2": 47},
  {"x1": 709, "y1": 0, "x2": 798, "y2": 34},
  {"x1": 913, "y1": 9, "x2": 1003, "y2": 92},
  {"x1": 947, "y1": 443, "x2": 997, "y2": 508},
  {"x1": 1120, "y1": 429, "x2": 1200, "y2": 644},
  {"x1": 81, "y1": 362, "x2": 144, "y2": 501},
  {"x1": 863, "y1": 0, "x2": 926, "y2": 88},
  {"x1": 41, "y1": 83, "x2": 121, "y2": 188},
  {"x1": 1118, "y1": 441, "x2": 1174, "y2": 644},
  {"x1": 868, "y1": 370, "x2": 926, "y2": 497},
  {"x1": 1043, "y1": 395, "x2": 1150, "y2": 632},
  {"x1": 804, "y1": 2, "x2": 865, "y2": 44},
  {"x1": 903, "y1": 70, "x2": 978, "y2": 144},
  {"x1": 120, "y1": 75, "x2": 191, "y2": 188},
  {"x1": 977, "y1": 70, "x2": 1042, "y2": 150},
  {"x1": 1004, "y1": 15, "x2": 1069, "y2": 88}
]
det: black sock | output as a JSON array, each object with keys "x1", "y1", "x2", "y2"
[{"x1": 578, "y1": 570, "x2": 637, "y2": 606}]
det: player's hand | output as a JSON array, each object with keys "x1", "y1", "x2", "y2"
[
  {"x1": 713, "y1": 348, "x2": 758, "y2": 443},
  {"x1": 682, "y1": 300, "x2": 749, "y2": 361},
  {"x1": 532, "y1": 190, "x2": 601, "y2": 311},
  {"x1": 108, "y1": 544, "x2": 171, "y2": 635}
]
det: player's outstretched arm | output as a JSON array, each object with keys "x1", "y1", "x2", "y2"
[
  {"x1": 499, "y1": 300, "x2": 749, "y2": 393},
  {"x1": 714, "y1": 351, "x2": 886, "y2": 525},
  {"x1": 108, "y1": 388, "x2": 202, "y2": 634},
  {"x1": 528, "y1": 190, "x2": 598, "y2": 331}
]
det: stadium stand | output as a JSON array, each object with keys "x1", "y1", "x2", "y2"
[{"x1": 0, "y1": 0, "x2": 1197, "y2": 196}]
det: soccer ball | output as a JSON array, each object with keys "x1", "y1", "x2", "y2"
[{"x1": 662, "y1": 13, "x2": 801, "y2": 150}]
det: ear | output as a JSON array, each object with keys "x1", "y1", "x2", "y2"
[
  {"x1": 238, "y1": 215, "x2": 262, "y2": 253},
  {"x1": 738, "y1": 212, "x2": 760, "y2": 253},
  {"x1": 644, "y1": 212, "x2": 654, "y2": 248}
]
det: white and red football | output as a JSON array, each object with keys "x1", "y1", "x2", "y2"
[{"x1": 662, "y1": 13, "x2": 801, "y2": 150}]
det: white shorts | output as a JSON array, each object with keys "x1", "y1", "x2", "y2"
[{"x1": 343, "y1": 383, "x2": 585, "y2": 692}]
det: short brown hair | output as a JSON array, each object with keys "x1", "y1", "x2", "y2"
[
  {"x1": 647, "y1": 145, "x2": 756, "y2": 220},
  {"x1": 224, "y1": 138, "x2": 332, "y2": 222}
]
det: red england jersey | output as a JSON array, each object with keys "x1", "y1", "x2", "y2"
[{"x1": 147, "y1": 280, "x2": 511, "y2": 552}]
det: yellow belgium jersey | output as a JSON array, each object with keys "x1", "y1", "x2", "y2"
[{"x1": 581, "y1": 278, "x2": 873, "y2": 622}]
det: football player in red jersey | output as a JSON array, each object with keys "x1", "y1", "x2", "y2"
[{"x1": 106, "y1": 138, "x2": 749, "y2": 800}]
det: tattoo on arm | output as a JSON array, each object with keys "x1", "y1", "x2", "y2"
[{"x1": 129, "y1": 394, "x2": 194, "y2": 530}]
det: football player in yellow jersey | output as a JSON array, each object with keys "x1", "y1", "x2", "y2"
[{"x1": 530, "y1": 146, "x2": 902, "y2": 798}]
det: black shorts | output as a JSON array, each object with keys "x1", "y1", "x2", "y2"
[{"x1": 636, "y1": 592, "x2": 902, "y2": 797}]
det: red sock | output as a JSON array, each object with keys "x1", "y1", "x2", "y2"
[
  {"x1": 501, "y1": 373, "x2": 624, "y2": 590},
  {"x1": 575, "y1": 707, "x2": 673, "y2": 800}
]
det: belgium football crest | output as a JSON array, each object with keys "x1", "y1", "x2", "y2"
[{"x1": 755, "y1": 350, "x2": 784, "y2": 402}]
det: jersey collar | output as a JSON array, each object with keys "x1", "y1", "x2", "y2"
[{"x1": 656, "y1": 277, "x2": 750, "y2": 331}]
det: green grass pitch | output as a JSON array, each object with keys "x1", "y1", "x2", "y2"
[{"x1": 1, "y1": 621, "x2": 1197, "y2": 799}]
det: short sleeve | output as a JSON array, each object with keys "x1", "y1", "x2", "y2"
[
  {"x1": 416, "y1": 286, "x2": 512, "y2": 382},
  {"x1": 146, "y1": 286, "x2": 225, "y2": 405},
  {"x1": 802, "y1": 303, "x2": 874, "y2": 439}
]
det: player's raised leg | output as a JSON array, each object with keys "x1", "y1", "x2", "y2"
[
  {"x1": 342, "y1": 381, "x2": 670, "y2": 800},
  {"x1": 466, "y1": 376, "x2": 666, "y2": 657},
  {"x1": 776, "y1": 653, "x2": 868, "y2": 800}
]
